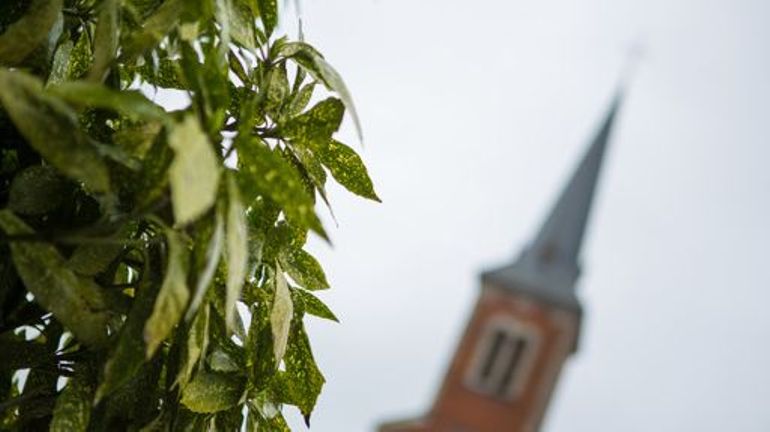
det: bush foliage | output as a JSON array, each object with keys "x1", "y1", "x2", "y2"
[{"x1": 0, "y1": 0, "x2": 377, "y2": 429}]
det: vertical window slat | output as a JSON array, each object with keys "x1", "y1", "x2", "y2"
[
  {"x1": 469, "y1": 321, "x2": 534, "y2": 400},
  {"x1": 496, "y1": 337, "x2": 527, "y2": 396},
  {"x1": 479, "y1": 330, "x2": 506, "y2": 381}
]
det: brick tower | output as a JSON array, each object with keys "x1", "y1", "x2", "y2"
[{"x1": 379, "y1": 94, "x2": 622, "y2": 432}]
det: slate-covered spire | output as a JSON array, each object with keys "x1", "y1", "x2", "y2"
[
  {"x1": 483, "y1": 91, "x2": 622, "y2": 306},
  {"x1": 527, "y1": 92, "x2": 621, "y2": 272}
]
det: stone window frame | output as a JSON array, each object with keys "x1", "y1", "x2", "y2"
[{"x1": 464, "y1": 315, "x2": 540, "y2": 401}]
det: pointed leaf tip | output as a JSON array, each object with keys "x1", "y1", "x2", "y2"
[{"x1": 321, "y1": 140, "x2": 380, "y2": 202}]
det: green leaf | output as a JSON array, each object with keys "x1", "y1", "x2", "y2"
[
  {"x1": 229, "y1": 50, "x2": 250, "y2": 84},
  {"x1": 208, "y1": 348, "x2": 241, "y2": 373},
  {"x1": 0, "y1": 0, "x2": 370, "y2": 424},
  {"x1": 113, "y1": 120, "x2": 163, "y2": 158},
  {"x1": 0, "y1": 210, "x2": 110, "y2": 346},
  {"x1": 280, "y1": 42, "x2": 364, "y2": 143},
  {"x1": 0, "y1": 0, "x2": 62, "y2": 66},
  {"x1": 288, "y1": 144, "x2": 326, "y2": 189},
  {"x1": 247, "y1": 409, "x2": 290, "y2": 432},
  {"x1": 215, "y1": 0, "x2": 233, "y2": 62},
  {"x1": 285, "y1": 144, "x2": 333, "y2": 215},
  {"x1": 178, "y1": 303, "x2": 210, "y2": 389},
  {"x1": 168, "y1": 115, "x2": 221, "y2": 225},
  {"x1": 49, "y1": 81, "x2": 170, "y2": 124},
  {"x1": 48, "y1": 38, "x2": 73, "y2": 85},
  {"x1": 227, "y1": 0, "x2": 256, "y2": 50},
  {"x1": 8, "y1": 165, "x2": 67, "y2": 215},
  {"x1": 280, "y1": 248, "x2": 329, "y2": 290},
  {"x1": 144, "y1": 229, "x2": 190, "y2": 357},
  {"x1": 177, "y1": 40, "x2": 230, "y2": 134},
  {"x1": 67, "y1": 242, "x2": 124, "y2": 277},
  {"x1": 287, "y1": 82, "x2": 315, "y2": 116},
  {"x1": 257, "y1": 0, "x2": 277, "y2": 37},
  {"x1": 321, "y1": 139, "x2": 380, "y2": 201},
  {"x1": 180, "y1": 371, "x2": 245, "y2": 413},
  {"x1": 270, "y1": 268, "x2": 293, "y2": 364},
  {"x1": 237, "y1": 138, "x2": 325, "y2": 237},
  {"x1": 225, "y1": 175, "x2": 248, "y2": 330},
  {"x1": 215, "y1": 406, "x2": 245, "y2": 430},
  {"x1": 262, "y1": 221, "x2": 306, "y2": 262},
  {"x1": 95, "y1": 250, "x2": 163, "y2": 401},
  {"x1": 134, "y1": 129, "x2": 174, "y2": 208},
  {"x1": 0, "y1": 69, "x2": 110, "y2": 192},
  {"x1": 50, "y1": 374, "x2": 93, "y2": 432},
  {"x1": 89, "y1": 0, "x2": 119, "y2": 81},
  {"x1": 282, "y1": 97, "x2": 344, "y2": 151},
  {"x1": 245, "y1": 293, "x2": 275, "y2": 389},
  {"x1": 293, "y1": 288, "x2": 338, "y2": 322},
  {"x1": 136, "y1": 58, "x2": 185, "y2": 89},
  {"x1": 265, "y1": 62, "x2": 289, "y2": 117},
  {"x1": 121, "y1": 0, "x2": 185, "y2": 61},
  {"x1": 0, "y1": 0, "x2": 30, "y2": 33},
  {"x1": 186, "y1": 212, "x2": 224, "y2": 321},
  {"x1": 66, "y1": 31, "x2": 93, "y2": 80},
  {"x1": 274, "y1": 321, "x2": 324, "y2": 422}
]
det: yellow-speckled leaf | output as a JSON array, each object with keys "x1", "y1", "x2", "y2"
[
  {"x1": 257, "y1": 0, "x2": 277, "y2": 36},
  {"x1": 287, "y1": 82, "x2": 315, "y2": 116},
  {"x1": 293, "y1": 288, "x2": 338, "y2": 322},
  {"x1": 279, "y1": 248, "x2": 328, "y2": 291},
  {"x1": 88, "y1": 0, "x2": 119, "y2": 81},
  {"x1": 168, "y1": 115, "x2": 221, "y2": 225},
  {"x1": 144, "y1": 229, "x2": 190, "y2": 357},
  {"x1": 49, "y1": 81, "x2": 170, "y2": 124},
  {"x1": 270, "y1": 267, "x2": 293, "y2": 364},
  {"x1": 321, "y1": 140, "x2": 380, "y2": 201},
  {"x1": 225, "y1": 175, "x2": 248, "y2": 330},
  {"x1": 186, "y1": 212, "x2": 224, "y2": 321},
  {"x1": 50, "y1": 373, "x2": 93, "y2": 432},
  {"x1": 0, "y1": 69, "x2": 110, "y2": 192},
  {"x1": 0, "y1": 210, "x2": 110, "y2": 346},
  {"x1": 265, "y1": 62, "x2": 289, "y2": 117},
  {"x1": 66, "y1": 31, "x2": 92, "y2": 80},
  {"x1": 8, "y1": 165, "x2": 66, "y2": 215},
  {"x1": 95, "y1": 250, "x2": 163, "y2": 402},
  {"x1": 282, "y1": 97, "x2": 343, "y2": 151},
  {"x1": 178, "y1": 304, "x2": 210, "y2": 389},
  {"x1": 181, "y1": 370, "x2": 245, "y2": 413},
  {"x1": 274, "y1": 320, "x2": 324, "y2": 423},
  {"x1": 280, "y1": 42, "x2": 363, "y2": 143},
  {"x1": 237, "y1": 137, "x2": 325, "y2": 238},
  {"x1": 47, "y1": 38, "x2": 73, "y2": 85},
  {"x1": 121, "y1": 0, "x2": 185, "y2": 61},
  {"x1": 223, "y1": 0, "x2": 255, "y2": 50}
]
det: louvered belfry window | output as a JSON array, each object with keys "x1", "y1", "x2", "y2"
[{"x1": 467, "y1": 319, "x2": 536, "y2": 399}]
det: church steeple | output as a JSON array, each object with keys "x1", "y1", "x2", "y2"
[
  {"x1": 483, "y1": 91, "x2": 622, "y2": 305},
  {"x1": 378, "y1": 90, "x2": 623, "y2": 432},
  {"x1": 528, "y1": 93, "x2": 619, "y2": 268}
]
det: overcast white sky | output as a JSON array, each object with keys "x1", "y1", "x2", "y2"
[{"x1": 278, "y1": 1, "x2": 770, "y2": 430}]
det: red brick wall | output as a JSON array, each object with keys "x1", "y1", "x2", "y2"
[
  {"x1": 426, "y1": 284, "x2": 579, "y2": 432},
  {"x1": 379, "y1": 284, "x2": 579, "y2": 432}
]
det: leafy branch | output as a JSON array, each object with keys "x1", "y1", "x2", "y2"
[{"x1": 0, "y1": 0, "x2": 378, "y2": 429}]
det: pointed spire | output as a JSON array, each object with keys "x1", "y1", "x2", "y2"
[
  {"x1": 483, "y1": 91, "x2": 622, "y2": 304},
  {"x1": 526, "y1": 91, "x2": 621, "y2": 272}
]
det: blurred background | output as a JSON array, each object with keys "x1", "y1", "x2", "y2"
[{"x1": 279, "y1": 0, "x2": 770, "y2": 430}]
